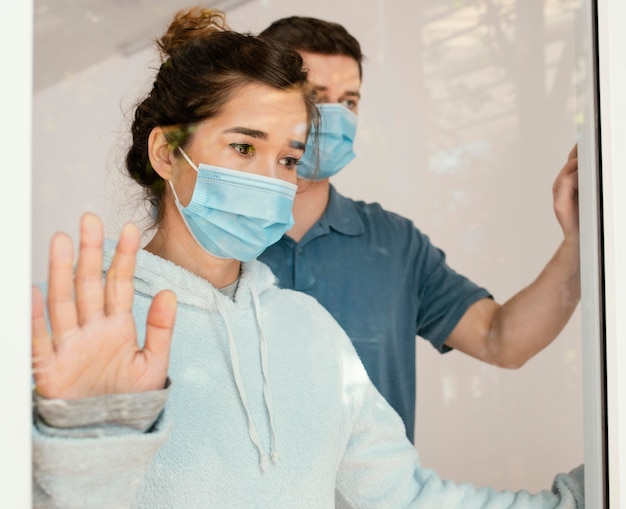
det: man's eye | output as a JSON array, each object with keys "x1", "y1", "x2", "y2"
[
  {"x1": 230, "y1": 143, "x2": 255, "y2": 156},
  {"x1": 312, "y1": 91, "x2": 329, "y2": 105}
]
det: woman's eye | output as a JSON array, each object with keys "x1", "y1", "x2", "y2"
[
  {"x1": 230, "y1": 143, "x2": 255, "y2": 156},
  {"x1": 280, "y1": 156, "x2": 300, "y2": 169},
  {"x1": 341, "y1": 99, "x2": 357, "y2": 111}
]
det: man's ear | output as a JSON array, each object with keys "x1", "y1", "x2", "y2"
[{"x1": 148, "y1": 127, "x2": 176, "y2": 180}]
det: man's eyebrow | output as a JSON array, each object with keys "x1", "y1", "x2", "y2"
[
  {"x1": 312, "y1": 85, "x2": 361, "y2": 100},
  {"x1": 223, "y1": 127, "x2": 268, "y2": 139}
]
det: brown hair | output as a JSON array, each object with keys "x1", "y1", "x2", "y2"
[
  {"x1": 125, "y1": 7, "x2": 318, "y2": 226},
  {"x1": 259, "y1": 16, "x2": 364, "y2": 79}
]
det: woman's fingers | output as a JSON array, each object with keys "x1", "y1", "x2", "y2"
[
  {"x1": 32, "y1": 286, "x2": 53, "y2": 368},
  {"x1": 46, "y1": 231, "x2": 78, "y2": 341},
  {"x1": 75, "y1": 213, "x2": 105, "y2": 325},
  {"x1": 34, "y1": 216, "x2": 172, "y2": 397},
  {"x1": 143, "y1": 290, "x2": 177, "y2": 373},
  {"x1": 105, "y1": 223, "x2": 141, "y2": 316}
]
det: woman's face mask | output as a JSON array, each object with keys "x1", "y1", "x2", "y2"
[
  {"x1": 297, "y1": 103, "x2": 358, "y2": 181},
  {"x1": 169, "y1": 147, "x2": 297, "y2": 262}
]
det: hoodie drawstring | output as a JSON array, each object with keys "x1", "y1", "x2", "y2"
[
  {"x1": 216, "y1": 296, "x2": 279, "y2": 471},
  {"x1": 251, "y1": 291, "x2": 279, "y2": 464}
]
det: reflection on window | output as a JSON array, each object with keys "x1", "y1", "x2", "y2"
[{"x1": 420, "y1": 0, "x2": 583, "y2": 175}]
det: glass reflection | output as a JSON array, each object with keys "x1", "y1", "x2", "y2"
[{"x1": 32, "y1": 0, "x2": 585, "y2": 494}]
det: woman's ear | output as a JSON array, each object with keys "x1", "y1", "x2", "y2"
[{"x1": 148, "y1": 127, "x2": 176, "y2": 180}]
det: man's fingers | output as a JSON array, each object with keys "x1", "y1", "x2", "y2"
[
  {"x1": 553, "y1": 164, "x2": 580, "y2": 237},
  {"x1": 105, "y1": 223, "x2": 140, "y2": 316},
  {"x1": 75, "y1": 213, "x2": 105, "y2": 325},
  {"x1": 47, "y1": 232, "x2": 78, "y2": 341},
  {"x1": 559, "y1": 155, "x2": 578, "y2": 178},
  {"x1": 553, "y1": 148, "x2": 579, "y2": 197},
  {"x1": 568, "y1": 143, "x2": 578, "y2": 160},
  {"x1": 143, "y1": 290, "x2": 177, "y2": 370}
]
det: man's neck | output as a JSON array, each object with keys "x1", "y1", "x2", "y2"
[{"x1": 287, "y1": 179, "x2": 331, "y2": 242}]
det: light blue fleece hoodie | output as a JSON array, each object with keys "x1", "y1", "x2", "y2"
[{"x1": 32, "y1": 242, "x2": 584, "y2": 508}]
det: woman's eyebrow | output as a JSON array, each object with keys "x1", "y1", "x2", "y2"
[
  {"x1": 223, "y1": 127, "x2": 268, "y2": 139},
  {"x1": 224, "y1": 127, "x2": 305, "y2": 151}
]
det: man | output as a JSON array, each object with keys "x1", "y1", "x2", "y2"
[{"x1": 258, "y1": 17, "x2": 580, "y2": 442}]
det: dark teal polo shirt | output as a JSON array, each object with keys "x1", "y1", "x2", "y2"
[{"x1": 259, "y1": 185, "x2": 491, "y2": 442}]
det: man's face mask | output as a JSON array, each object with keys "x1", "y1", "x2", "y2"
[
  {"x1": 297, "y1": 103, "x2": 357, "y2": 181},
  {"x1": 169, "y1": 148, "x2": 297, "y2": 262}
]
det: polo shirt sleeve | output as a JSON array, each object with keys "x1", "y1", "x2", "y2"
[{"x1": 410, "y1": 226, "x2": 492, "y2": 352}]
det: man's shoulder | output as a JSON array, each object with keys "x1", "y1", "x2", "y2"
[{"x1": 336, "y1": 191, "x2": 416, "y2": 230}]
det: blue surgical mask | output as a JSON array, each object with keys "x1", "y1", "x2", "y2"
[
  {"x1": 169, "y1": 148, "x2": 297, "y2": 262},
  {"x1": 297, "y1": 103, "x2": 357, "y2": 181}
]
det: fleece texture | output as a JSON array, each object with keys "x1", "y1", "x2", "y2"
[{"x1": 32, "y1": 241, "x2": 584, "y2": 508}]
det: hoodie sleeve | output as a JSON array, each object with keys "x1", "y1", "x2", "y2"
[
  {"x1": 334, "y1": 341, "x2": 584, "y2": 509},
  {"x1": 32, "y1": 387, "x2": 172, "y2": 509}
]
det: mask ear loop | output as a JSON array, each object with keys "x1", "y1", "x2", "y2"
[
  {"x1": 168, "y1": 146, "x2": 199, "y2": 203},
  {"x1": 177, "y1": 146, "x2": 199, "y2": 171}
]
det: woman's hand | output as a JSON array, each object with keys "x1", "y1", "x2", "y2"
[{"x1": 32, "y1": 213, "x2": 177, "y2": 400}]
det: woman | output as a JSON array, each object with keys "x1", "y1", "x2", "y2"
[{"x1": 31, "y1": 7, "x2": 584, "y2": 508}]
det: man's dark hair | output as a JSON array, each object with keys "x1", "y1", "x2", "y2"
[{"x1": 259, "y1": 16, "x2": 364, "y2": 79}]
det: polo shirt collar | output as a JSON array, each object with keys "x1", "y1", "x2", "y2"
[{"x1": 322, "y1": 185, "x2": 365, "y2": 237}]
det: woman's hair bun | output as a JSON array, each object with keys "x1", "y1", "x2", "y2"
[{"x1": 157, "y1": 7, "x2": 229, "y2": 59}]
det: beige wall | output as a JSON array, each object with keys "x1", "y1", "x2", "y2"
[{"x1": 32, "y1": 0, "x2": 585, "y2": 493}]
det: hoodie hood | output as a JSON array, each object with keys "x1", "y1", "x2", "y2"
[
  {"x1": 102, "y1": 239, "x2": 278, "y2": 310},
  {"x1": 102, "y1": 239, "x2": 280, "y2": 470}
]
